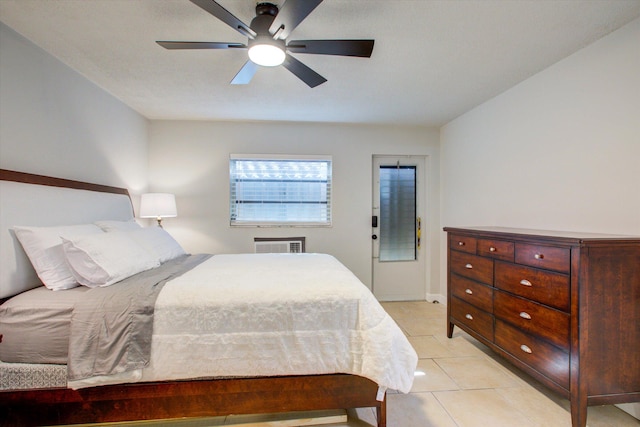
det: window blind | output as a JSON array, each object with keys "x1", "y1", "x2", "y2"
[
  {"x1": 379, "y1": 166, "x2": 416, "y2": 261},
  {"x1": 230, "y1": 156, "x2": 332, "y2": 226}
]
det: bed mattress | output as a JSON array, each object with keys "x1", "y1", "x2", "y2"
[{"x1": 0, "y1": 361, "x2": 66, "y2": 390}]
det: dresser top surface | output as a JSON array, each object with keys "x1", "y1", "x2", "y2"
[{"x1": 444, "y1": 226, "x2": 640, "y2": 244}]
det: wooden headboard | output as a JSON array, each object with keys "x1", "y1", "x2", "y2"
[{"x1": 0, "y1": 169, "x2": 134, "y2": 299}]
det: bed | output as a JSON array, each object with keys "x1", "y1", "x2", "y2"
[{"x1": 0, "y1": 169, "x2": 417, "y2": 426}]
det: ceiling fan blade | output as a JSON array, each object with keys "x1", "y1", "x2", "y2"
[
  {"x1": 287, "y1": 40, "x2": 374, "y2": 57},
  {"x1": 282, "y1": 54, "x2": 327, "y2": 88},
  {"x1": 190, "y1": 0, "x2": 256, "y2": 38},
  {"x1": 269, "y1": 0, "x2": 323, "y2": 40},
  {"x1": 231, "y1": 60, "x2": 259, "y2": 85},
  {"x1": 156, "y1": 41, "x2": 246, "y2": 50}
]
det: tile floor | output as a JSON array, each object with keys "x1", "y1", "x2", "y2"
[{"x1": 338, "y1": 301, "x2": 640, "y2": 427}]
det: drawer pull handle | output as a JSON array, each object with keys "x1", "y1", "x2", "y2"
[
  {"x1": 465, "y1": 288, "x2": 473, "y2": 295},
  {"x1": 520, "y1": 279, "x2": 532, "y2": 287},
  {"x1": 458, "y1": 241, "x2": 465, "y2": 246},
  {"x1": 465, "y1": 314, "x2": 473, "y2": 320},
  {"x1": 520, "y1": 344, "x2": 532, "y2": 354},
  {"x1": 534, "y1": 253, "x2": 544, "y2": 260},
  {"x1": 519, "y1": 312, "x2": 532, "y2": 320},
  {"x1": 465, "y1": 263, "x2": 473, "y2": 269},
  {"x1": 489, "y1": 247, "x2": 496, "y2": 252}
]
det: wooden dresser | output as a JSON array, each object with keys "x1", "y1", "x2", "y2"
[{"x1": 444, "y1": 227, "x2": 640, "y2": 427}]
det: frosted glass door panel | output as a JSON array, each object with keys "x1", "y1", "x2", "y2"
[{"x1": 379, "y1": 166, "x2": 416, "y2": 262}]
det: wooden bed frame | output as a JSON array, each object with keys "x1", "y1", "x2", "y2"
[
  {"x1": 1, "y1": 374, "x2": 385, "y2": 426},
  {"x1": 0, "y1": 169, "x2": 386, "y2": 427}
]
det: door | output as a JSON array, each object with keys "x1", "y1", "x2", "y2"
[{"x1": 372, "y1": 156, "x2": 427, "y2": 301}]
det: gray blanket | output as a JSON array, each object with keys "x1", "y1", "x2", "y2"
[{"x1": 67, "y1": 254, "x2": 212, "y2": 381}]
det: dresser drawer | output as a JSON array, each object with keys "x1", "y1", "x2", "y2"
[
  {"x1": 478, "y1": 239, "x2": 514, "y2": 262},
  {"x1": 449, "y1": 234, "x2": 477, "y2": 254},
  {"x1": 515, "y1": 243, "x2": 570, "y2": 274},
  {"x1": 495, "y1": 261, "x2": 569, "y2": 312},
  {"x1": 494, "y1": 290, "x2": 569, "y2": 350},
  {"x1": 495, "y1": 320, "x2": 569, "y2": 389},
  {"x1": 451, "y1": 297, "x2": 494, "y2": 340},
  {"x1": 450, "y1": 250, "x2": 494, "y2": 285},
  {"x1": 451, "y1": 273, "x2": 493, "y2": 313}
]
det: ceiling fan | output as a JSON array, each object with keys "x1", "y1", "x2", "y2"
[{"x1": 157, "y1": 0, "x2": 374, "y2": 88}]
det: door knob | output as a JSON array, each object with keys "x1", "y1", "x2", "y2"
[{"x1": 372, "y1": 234, "x2": 378, "y2": 240}]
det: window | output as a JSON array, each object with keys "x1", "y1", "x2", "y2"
[
  {"x1": 230, "y1": 155, "x2": 332, "y2": 226},
  {"x1": 378, "y1": 165, "x2": 416, "y2": 261}
]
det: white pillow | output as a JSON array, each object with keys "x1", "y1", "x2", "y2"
[
  {"x1": 62, "y1": 232, "x2": 160, "y2": 288},
  {"x1": 94, "y1": 220, "x2": 141, "y2": 232},
  {"x1": 13, "y1": 224, "x2": 104, "y2": 291},
  {"x1": 128, "y1": 227, "x2": 187, "y2": 264}
]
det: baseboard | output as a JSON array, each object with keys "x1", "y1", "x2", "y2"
[
  {"x1": 426, "y1": 293, "x2": 446, "y2": 305},
  {"x1": 616, "y1": 403, "x2": 640, "y2": 421}
]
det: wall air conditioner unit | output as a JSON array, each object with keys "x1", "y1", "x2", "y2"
[{"x1": 254, "y1": 237, "x2": 306, "y2": 254}]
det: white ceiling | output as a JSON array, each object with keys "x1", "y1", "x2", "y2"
[{"x1": 1, "y1": 0, "x2": 639, "y2": 127}]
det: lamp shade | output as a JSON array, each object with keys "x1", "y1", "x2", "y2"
[
  {"x1": 248, "y1": 36, "x2": 285, "y2": 67},
  {"x1": 248, "y1": 43, "x2": 285, "y2": 67},
  {"x1": 140, "y1": 193, "x2": 177, "y2": 219}
]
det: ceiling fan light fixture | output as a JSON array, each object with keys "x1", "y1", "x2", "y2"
[
  {"x1": 160, "y1": 0, "x2": 374, "y2": 87},
  {"x1": 248, "y1": 38, "x2": 285, "y2": 67}
]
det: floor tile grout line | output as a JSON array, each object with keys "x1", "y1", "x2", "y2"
[{"x1": 430, "y1": 390, "x2": 464, "y2": 427}]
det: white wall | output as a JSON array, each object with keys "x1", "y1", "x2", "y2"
[
  {"x1": 440, "y1": 17, "x2": 640, "y2": 420},
  {"x1": 441, "y1": 18, "x2": 639, "y2": 237},
  {"x1": 149, "y1": 120, "x2": 440, "y2": 293},
  {"x1": 0, "y1": 23, "x2": 149, "y2": 196}
]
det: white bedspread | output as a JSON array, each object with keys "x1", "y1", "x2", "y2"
[{"x1": 69, "y1": 253, "x2": 417, "y2": 394}]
